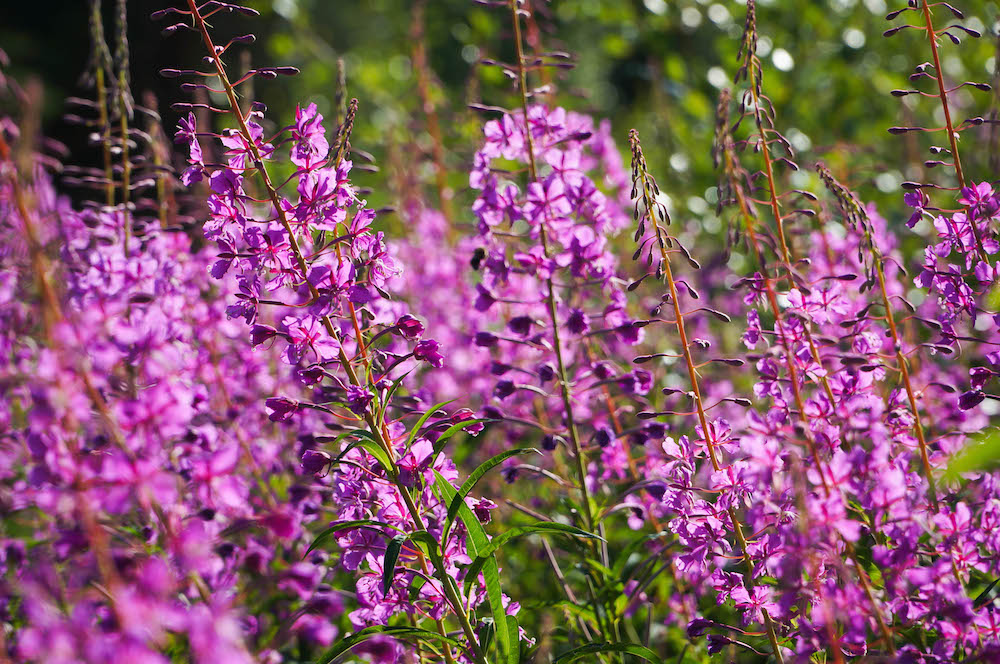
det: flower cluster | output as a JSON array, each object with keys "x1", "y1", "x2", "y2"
[
  {"x1": 0, "y1": 112, "x2": 313, "y2": 663},
  {"x1": 469, "y1": 104, "x2": 654, "y2": 476}
]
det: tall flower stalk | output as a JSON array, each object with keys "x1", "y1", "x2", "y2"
[
  {"x1": 629, "y1": 129, "x2": 785, "y2": 662},
  {"x1": 507, "y1": 0, "x2": 593, "y2": 532}
]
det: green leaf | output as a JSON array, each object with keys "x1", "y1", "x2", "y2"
[
  {"x1": 580, "y1": 557, "x2": 615, "y2": 583},
  {"x1": 321, "y1": 429, "x2": 393, "y2": 473},
  {"x1": 339, "y1": 428, "x2": 381, "y2": 444},
  {"x1": 520, "y1": 599, "x2": 598, "y2": 625},
  {"x1": 383, "y1": 533, "x2": 406, "y2": 594},
  {"x1": 612, "y1": 531, "x2": 667, "y2": 579},
  {"x1": 354, "y1": 438, "x2": 394, "y2": 473},
  {"x1": 385, "y1": 369, "x2": 412, "y2": 403},
  {"x1": 433, "y1": 470, "x2": 510, "y2": 663},
  {"x1": 945, "y1": 429, "x2": 1000, "y2": 479},
  {"x1": 407, "y1": 399, "x2": 456, "y2": 447},
  {"x1": 305, "y1": 519, "x2": 404, "y2": 556},
  {"x1": 470, "y1": 521, "x2": 603, "y2": 563},
  {"x1": 432, "y1": 418, "x2": 493, "y2": 456},
  {"x1": 317, "y1": 625, "x2": 460, "y2": 663},
  {"x1": 504, "y1": 614, "x2": 520, "y2": 664},
  {"x1": 553, "y1": 642, "x2": 660, "y2": 663},
  {"x1": 463, "y1": 553, "x2": 490, "y2": 597},
  {"x1": 974, "y1": 578, "x2": 999, "y2": 609},
  {"x1": 407, "y1": 529, "x2": 439, "y2": 554},
  {"x1": 478, "y1": 619, "x2": 496, "y2": 656},
  {"x1": 443, "y1": 448, "x2": 537, "y2": 541}
]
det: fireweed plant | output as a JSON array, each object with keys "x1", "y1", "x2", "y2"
[{"x1": 1, "y1": 0, "x2": 1000, "y2": 663}]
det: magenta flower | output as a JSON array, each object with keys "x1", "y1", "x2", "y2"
[
  {"x1": 345, "y1": 385, "x2": 375, "y2": 415},
  {"x1": 413, "y1": 339, "x2": 444, "y2": 368},
  {"x1": 175, "y1": 111, "x2": 203, "y2": 164},
  {"x1": 301, "y1": 449, "x2": 331, "y2": 474},
  {"x1": 281, "y1": 315, "x2": 340, "y2": 365},
  {"x1": 904, "y1": 189, "x2": 929, "y2": 228},
  {"x1": 523, "y1": 176, "x2": 572, "y2": 226},
  {"x1": 958, "y1": 182, "x2": 998, "y2": 220},
  {"x1": 393, "y1": 314, "x2": 424, "y2": 340},
  {"x1": 290, "y1": 102, "x2": 330, "y2": 169},
  {"x1": 265, "y1": 396, "x2": 301, "y2": 422}
]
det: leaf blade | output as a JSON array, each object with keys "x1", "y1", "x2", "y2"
[{"x1": 553, "y1": 642, "x2": 660, "y2": 663}]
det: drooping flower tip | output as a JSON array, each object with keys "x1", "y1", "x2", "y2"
[
  {"x1": 265, "y1": 397, "x2": 300, "y2": 422},
  {"x1": 300, "y1": 449, "x2": 331, "y2": 475},
  {"x1": 393, "y1": 314, "x2": 425, "y2": 340},
  {"x1": 413, "y1": 339, "x2": 444, "y2": 368}
]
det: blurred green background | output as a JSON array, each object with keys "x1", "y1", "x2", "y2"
[{"x1": 4, "y1": 0, "x2": 1000, "y2": 231}]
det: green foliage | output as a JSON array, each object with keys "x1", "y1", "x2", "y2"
[
  {"x1": 946, "y1": 427, "x2": 1000, "y2": 477},
  {"x1": 318, "y1": 625, "x2": 462, "y2": 663}
]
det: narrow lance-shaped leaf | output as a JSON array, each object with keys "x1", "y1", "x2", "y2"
[
  {"x1": 406, "y1": 399, "x2": 456, "y2": 447},
  {"x1": 553, "y1": 642, "x2": 661, "y2": 663},
  {"x1": 306, "y1": 519, "x2": 405, "y2": 556},
  {"x1": 433, "y1": 470, "x2": 515, "y2": 664},
  {"x1": 382, "y1": 533, "x2": 407, "y2": 594},
  {"x1": 443, "y1": 448, "x2": 537, "y2": 541},
  {"x1": 317, "y1": 625, "x2": 461, "y2": 664}
]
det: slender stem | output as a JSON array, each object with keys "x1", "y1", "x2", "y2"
[
  {"x1": 918, "y1": 0, "x2": 988, "y2": 262},
  {"x1": 1, "y1": 130, "x2": 133, "y2": 635},
  {"x1": 744, "y1": 36, "x2": 902, "y2": 646},
  {"x1": 410, "y1": 0, "x2": 455, "y2": 226},
  {"x1": 748, "y1": 70, "x2": 838, "y2": 411},
  {"x1": 118, "y1": 89, "x2": 131, "y2": 255},
  {"x1": 921, "y1": 2, "x2": 965, "y2": 189},
  {"x1": 509, "y1": 0, "x2": 594, "y2": 534},
  {"x1": 631, "y1": 136, "x2": 784, "y2": 662},
  {"x1": 873, "y1": 253, "x2": 939, "y2": 509},
  {"x1": 89, "y1": 0, "x2": 115, "y2": 208},
  {"x1": 725, "y1": 150, "x2": 902, "y2": 653},
  {"x1": 97, "y1": 66, "x2": 115, "y2": 208}
]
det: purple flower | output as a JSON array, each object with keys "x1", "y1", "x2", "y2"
[
  {"x1": 566, "y1": 308, "x2": 590, "y2": 335},
  {"x1": 175, "y1": 112, "x2": 203, "y2": 164},
  {"x1": 958, "y1": 390, "x2": 985, "y2": 411},
  {"x1": 958, "y1": 182, "x2": 998, "y2": 221},
  {"x1": 523, "y1": 175, "x2": 572, "y2": 225},
  {"x1": 301, "y1": 450, "x2": 331, "y2": 474},
  {"x1": 730, "y1": 585, "x2": 779, "y2": 626},
  {"x1": 474, "y1": 331, "x2": 499, "y2": 347},
  {"x1": 250, "y1": 324, "x2": 278, "y2": 348},
  {"x1": 742, "y1": 309, "x2": 761, "y2": 348},
  {"x1": 345, "y1": 385, "x2": 375, "y2": 415},
  {"x1": 413, "y1": 339, "x2": 444, "y2": 368},
  {"x1": 494, "y1": 380, "x2": 516, "y2": 400},
  {"x1": 618, "y1": 370, "x2": 653, "y2": 395},
  {"x1": 265, "y1": 397, "x2": 300, "y2": 422},
  {"x1": 592, "y1": 427, "x2": 613, "y2": 447},
  {"x1": 508, "y1": 315, "x2": 533, "y2": 336},
  {"x1": 291, "y1": 102, "x2": 330, "y2": 168},
  {"x1": 470, "y1": 497, "x2": 498, "y2": 523},
  {"x1": 393, "y1": 314, "x2": 424, "y2": 340},
  {"x1": 474, "y1": 283, "x2": 498, "y2": 312},
  {"x1": 904, "y1": 189, "x2": 929, "y2": 228},
  {"x1": 282, "y1": 315, "x2": 341, "y2": 365}
]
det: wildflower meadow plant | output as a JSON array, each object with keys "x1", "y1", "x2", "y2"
[{"x1": 2, "y1": 0, "x2": 1000, "y2": 662}]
